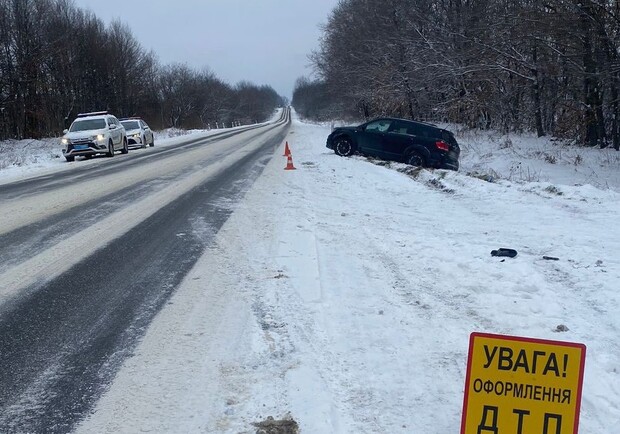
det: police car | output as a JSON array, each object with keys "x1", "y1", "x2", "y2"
[{"x1": 61, "y1": 111, "x2": 128, "y2": 162}]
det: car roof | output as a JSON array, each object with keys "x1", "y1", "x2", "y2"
[
  {"x1": 75, "y1": 114, "x2": 109, "y2": 119},
  {"x1": 372, "y1": 117, "x2": 438, "y2": 128},
  {"x1": 75, "y1": 111, "x2": 117, "y2": 120}
]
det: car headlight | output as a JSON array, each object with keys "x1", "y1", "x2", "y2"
[
  {"x1": 132, "y1": 133, "x2": 141, "y2": 139},
  {"x1": 97, "y1": 134, "x2": 105, "y2": 141},
  {"x1": 61, "y1": 138, "x2": 69, "y2": 145}
]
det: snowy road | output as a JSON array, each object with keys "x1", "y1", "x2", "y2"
[
  {"x1": 0, "y1": 111, "x2": 289, "y2": 432},
  {"x1": 1, "y1": 111, "x2": 619, "y2": 433},
  {"x1": 73, "y1": 116, "x2": 618, "y2": 433}
]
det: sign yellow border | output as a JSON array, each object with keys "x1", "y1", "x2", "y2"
[{"x1": 461, "y1": 332, "x2": 586, "y2": 434}]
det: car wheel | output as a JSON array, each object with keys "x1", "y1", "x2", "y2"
[
  {"x1": 121, "y1": 137, "x2": 129, "y2": 154},
  {"x1": 334, "y1": 137, "x2": 354, "y2": 157},
  {"x1": 142, "y1": 135, "x2": 147, "y2": 149},
  {"x1": 65, "y1": 156, "x2": 75, "y2": 162},
  {"x1": 149, "y1": 136, "x2": 155, "y2": 147},
  {"x1": 405, "y1": 151, "x2": 426, "y2": 167},
  {"x1": 107, "y1": 140, "x2": 115, "y2": 157},
  {"x1": 84, "y1": 154, "x2": 92, "y2": 159}
]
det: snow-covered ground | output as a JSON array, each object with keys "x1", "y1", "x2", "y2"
[
  {"x1": 64, "y1": 116, "x2": 619, "y2": 432},
  {"x1": 457, "y1": 126, "x2": 620, "y2": 192},
  {"x1": 0, "y1": 126, "x2": 248, "y2": 185}
]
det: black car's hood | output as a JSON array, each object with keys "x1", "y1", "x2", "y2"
[{"x1": 331, "y1": 126, "x2": 358, "y2": 134}]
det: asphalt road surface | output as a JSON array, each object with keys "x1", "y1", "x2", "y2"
[{"x1": 0, "y1": 110, "x2": 290, "y2": 433}]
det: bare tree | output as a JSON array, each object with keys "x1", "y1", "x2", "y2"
[
  {"x1": 0, "y1": 0, "x2": 283, "y2": 139},
  {"x1": 304, "y1": 0, "x2": 620, "y2": 148}
]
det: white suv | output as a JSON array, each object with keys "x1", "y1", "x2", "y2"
[{"x1": 61, "y1": 111, "x2": 128, "y2": 162}]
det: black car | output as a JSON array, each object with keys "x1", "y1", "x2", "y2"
[{"x1": 326, "y1": 117, "x2": 460, "y2": 170}]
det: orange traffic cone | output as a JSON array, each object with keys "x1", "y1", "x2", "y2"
[
  {"x1": 283, "y1": 141, "x2": 291, "y2": 156},
  {"x1": 284, "y1": 154, "x2": 296, "y2": 170}
]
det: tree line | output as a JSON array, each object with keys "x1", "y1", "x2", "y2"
[
  {"x1": 0, "y1": 0, "x2": 284, "y2": 140},
  {"x1": 293, "y1": 0, "x2": 620, "y2": 149}
]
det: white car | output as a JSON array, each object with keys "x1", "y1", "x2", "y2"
[
  {"x1": 61, "y1": 111, "x2": 128, "y2": 162},
  {"x1": 120, "y1": 118, "x2": 155, "y2": 149}
]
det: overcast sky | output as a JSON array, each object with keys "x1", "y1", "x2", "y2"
[{"x1": 73, "y1": 0, "x2": 339, "y2": 98}]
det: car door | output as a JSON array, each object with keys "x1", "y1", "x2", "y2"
[
  {"x1": 383, "y1": 120, "x2": 413, "y2": 158},
  {"x1": 105, "y1": 117, "x2": 115, "y2": 147},
  {"x1": 357, "y1": 119, "x2": 393, "y2": 158},
  {"x1": 107, "y1": 117, "x2": 119, "y2": 145},
  {"x1": 140, "y1": 120, "x2": 152, "y2": 143},
  {"x1": 114, "y1": 118, "x2": 123, "y2": 145}
]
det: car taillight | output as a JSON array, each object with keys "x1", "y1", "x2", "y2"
[{"x1": 435, "y1": 140, "x2": 450, "y2": 151}]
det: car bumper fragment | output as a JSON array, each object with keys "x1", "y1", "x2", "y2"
[
  {"x1": 63, "y1": 142, "x2": 107, "y2": 157},
  {"x1": 127, "y1": 137, "x2": 143, "y2": 148}
]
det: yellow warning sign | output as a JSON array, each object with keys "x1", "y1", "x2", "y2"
[{"x1": 461, "y1": 333, "x2": 586, "y2": 434}]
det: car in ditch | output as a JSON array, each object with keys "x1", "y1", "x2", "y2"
[
  {"x1": 326, "y1": 117, "x2": 460, "y2": 170},
  {"x1": 120, "y1": 117, "x2": 155, "y2": 149},
  {"x1": 61, "y1": 111, "x2": 128, "y2": 162}
]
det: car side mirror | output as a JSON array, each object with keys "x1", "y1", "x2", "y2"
[
  {"x1": 63, "y1": 129, "x2": 68, "y2": 134},
  {"x1": 109, "y1": 124, "x2": 117, "y2": 130}
]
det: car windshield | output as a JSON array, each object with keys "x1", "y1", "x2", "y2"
[
  {"x1": 70, "y1": 119, "x2": 106, "y2": 132},
  {"x1": 121, "y1": 121, "x2": 140, "y2": 130}
]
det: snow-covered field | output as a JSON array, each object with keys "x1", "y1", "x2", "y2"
[
  {"x1": 2, "y1": 116, "x2": 619, "y2": 432},
  {"x1": 457, "y1": 126, "x2": 620, "y2": 191}
]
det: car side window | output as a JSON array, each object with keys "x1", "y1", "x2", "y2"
[
  {"x1": 406, "y1": 124, "x2": 422, "y2": 136},
  {"x1": 364, "y1": 120, "x2": 392, "y2": 132},
  {"x1": 388, "y1": 121, "x2": 409, "y2": 134},
  {"x1": 405, "y1": 124, "x2": 434, "y2": 138},
  {"x1": 419, "y1": 126, "x2": 438, "y2": 138}
]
